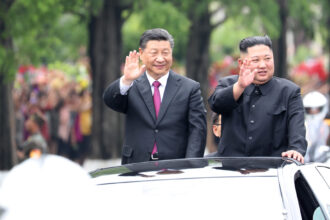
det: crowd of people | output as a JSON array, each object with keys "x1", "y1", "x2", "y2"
[{"x1": 13, "y1": 65, "x2": 92, "y2": 165}]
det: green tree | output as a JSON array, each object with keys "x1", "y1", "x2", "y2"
[
  {"x1": 165, "y1": 0, "x2": 280, "y2": 99},
  {"x1": 122, "y1": 0, "x2": 190, "y2": 65},
  {"x1": 136, "y1": 0, "x2": 190, "y2": 62},
  {"x1": 317, "y1": 0, "x2": 330, "y2": 74},
  {"x1": 210, "y1": 18, "x2": 260, "y2": 62},
  {"x1": 272, "y1": 0, "x2": 288, "y2": 78},
  {"x1": 0, "y1": 0, "x2": 16, "y2": 170},
  {"x1": 88, "y1": 0, "x2": 134, "y2": 159},
  {"x1": 0, "y1": 0, "x2": 86, "y2": 170},
  {"x1": 272, "y1": 0, "x2": 317, "y2": 78},
  {"x1": 7, "y1": 0, "x2": 86, "y2": 65}
]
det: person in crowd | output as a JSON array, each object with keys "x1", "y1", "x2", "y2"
[
  {"x1": 103, "y1": 28, "x2": 207, "y2": 164},
  {"x1": 13, "y1": 66, "x2": 92, "y2": 165},
  {"x1": 205, "y1": 112, "x2": 222, "y2": 157},
  {"x1": 17, "y1": 112, "x2": 47, "y2": 160},
  {"x1": 47, "y1": 88, "x2": 61, "y2": 154},
  {"x1": 37, "y1": 91, "x2": 50, "y2": 142},
  {"x1": 212, "y1": 112, "x2": 222, "y2": 145},
  {"x1": 74, "y1": 89, "x2": 92, "y2": 166},
  {"x1": 57, "y1": 89, "x2": 76, "y2": 160},
  {"x1": 208, "y1": 35, "x2": 307, "y2": 163},
  {"x1": 13, "y1": 89, "x2": 25, "y2": 148},
  {"x1": 303, "y1": 91, "x2": 330, "y2": 162}
]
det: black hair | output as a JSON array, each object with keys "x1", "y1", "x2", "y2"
[
  {"x1": 239, "y1": 35, "x2": 272, "y2": 53},
  {"x1": 31, "y1": 113, "x2": 45, "y2": 128},
  {"x1": 211, "y1": 112, "x2": 220, "y2": 125},
  {"x1": 139, "y1": 28, "x2": 174, "y2": 50}
]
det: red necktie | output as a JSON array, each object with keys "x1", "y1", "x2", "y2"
[{"x1": 152, "y1": 81, "x2": 161, "y2": 155}]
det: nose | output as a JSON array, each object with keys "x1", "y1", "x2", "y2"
[
  {"x1": 258, "y1": 60, "x2": 266, "y2": 68},
  {"x1": 155, "y1": 54, "x2": 165, "y2": 62}
]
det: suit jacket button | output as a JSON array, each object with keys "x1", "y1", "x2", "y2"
[{"x1": 155, "y1": 129, "x2": 159, "y2": 133}]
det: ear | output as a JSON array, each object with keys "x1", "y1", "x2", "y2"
[
  {"x1": 212, "y1": 125, "x2": 218, "y2": 137},
  {"x1": 238, "y1": 58, "x2": 243, "y2": 68},
  {"x1": 139, "y1": 48, "x2": 143, "y2": 54},
  {"x1": 139, "y1": 48, "x2": 144, "y2": 63}
]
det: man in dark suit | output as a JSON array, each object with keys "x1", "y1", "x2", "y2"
[
  {"x1": 208, "y1": 35, "x2": 307, "y2": 163},
  {"x1": 103, "y1": 28, "x2": 207, "y2": 164}
]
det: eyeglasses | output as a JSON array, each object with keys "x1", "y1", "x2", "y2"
[{"x1": 213, "y1": 123, "x2": 221, "y2": 126}]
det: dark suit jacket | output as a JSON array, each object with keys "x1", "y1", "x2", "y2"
[
  {"x1": 208, "y1": 75, "x2": 307, "y2": 157},
  {"x1": 103, "y1": 71, "x2": 207, "y2": 164}
]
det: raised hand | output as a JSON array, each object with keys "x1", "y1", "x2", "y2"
[
  {"x1": 233, "y1": 58, "x2": 258, "y2": 100},
  {"x1": 237, "y1": 58, "x2": 257, "y2": 89},
  {"x1": 122, "y1": 50, "x2": 146, "y2": 85}
]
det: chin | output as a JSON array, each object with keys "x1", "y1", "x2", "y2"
[
  {"x1": 255, "y1": 79, "x2": 270, "y2": 85},
  {"x1": 154, "y1": 71, "x2": 165, "y2": 76},
  {"x1": 155, "y1": 69, "x2": 168, "y2": 74}
]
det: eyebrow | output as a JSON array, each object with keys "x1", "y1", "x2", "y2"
[
  {"x1": 149, "y1": 48, "x2": 170, "y2": 51},
  {"x1": 251, "y1": 54, "x2": 272, "y2": 58}
]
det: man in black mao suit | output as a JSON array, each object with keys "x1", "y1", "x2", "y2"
[
  {"x1": 208, "y1": 35, "x2": 307, "y2": 163},
  {"x1": 103, "y1": 28, "x2": 207, "y2": 164}
]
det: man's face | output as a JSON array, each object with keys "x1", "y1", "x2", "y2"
[
  {"x1": 24, "y1": 117, "x2": 35, "y2": 132},
  {"x1": 240, "y1": 44, "x2": 274, "y2": 85},
  {"x1": 139, "y1": 40, "x2": 173, "y2": 79},
  {"x1": 212, "y1": 114, "x2": 221, "y2": 138}
]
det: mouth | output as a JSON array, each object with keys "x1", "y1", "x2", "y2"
[
  {"x1": 154, "y1": 65, "x2": 166, "y2": 69},
  {"x1": 257, "y1": 70, "x2": 267, "y2": 76}
]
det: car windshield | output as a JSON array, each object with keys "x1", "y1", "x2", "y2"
[
  {"x1": 95, "y1": 168, "x2": 285, "y2": 220},
  {"x1": 90, "y1": 157, "x2": 288, "y2": 178}
]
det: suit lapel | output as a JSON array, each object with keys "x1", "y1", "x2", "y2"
[
  {"x1": 157, "y1": 71, "x2": 181, "y2": 125},
  {"x1": 136, "y1": 73, "x2": 157, "y2": 121}
]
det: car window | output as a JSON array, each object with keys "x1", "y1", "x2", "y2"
[
  {"x1": 313, "y1": 207, "x2": 325, "y2": 220},
  {"x1": 316, "y1": 166, "x2": 330, "y2": 188},
  {"x1": 295, "y1": 171, "x2": 327, "y2": 220}
]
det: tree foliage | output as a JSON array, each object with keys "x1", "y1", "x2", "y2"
[
  {"x1": 0, "y1": 0, "x2": 88, "y2": 169},
  {"x1": 210, "y1": 19, "x2": 258, "y2": 62},
  {"x1": 5, "y1": 0, "x2": 87, "y2": 66},
  {"x1": 288, "y1": 0, "x2": 316, "y2": 39},
  {"x1": 123, "y1": 0, "x2": 190, "y2": 62},
  {"x1": 316, "y1": 0, "x2": 330, "y2": 52}
]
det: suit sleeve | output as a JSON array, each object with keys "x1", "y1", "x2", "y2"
[
  {"x1": 287, "y1": 87, "x2": 307, "y2": 155},
  {"x1": 103, "y1": 79, "x2": 129, "y2": 114},
  {"x1": 208, "y1": 77, "x2": 239, "y2": 114},
  {"x1": 185, "y1": 83, "x2": 207, "y2": 158}
]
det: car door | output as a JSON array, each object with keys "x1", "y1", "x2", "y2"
[{"x1": 296, "y1": 163, "x2": 330, "y2": 220}]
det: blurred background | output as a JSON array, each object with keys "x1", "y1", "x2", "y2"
[{"x1": 0, "y1": 0, "x2": 329, "y2": 170}]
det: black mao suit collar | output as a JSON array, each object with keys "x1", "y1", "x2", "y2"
[{"x1": 245, "y1": 77, "x2": 275, "y2": 96}]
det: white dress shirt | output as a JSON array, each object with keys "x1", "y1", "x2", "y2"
[{"x1": 119, "y1": 72, "x2": 169, "y2": 101}]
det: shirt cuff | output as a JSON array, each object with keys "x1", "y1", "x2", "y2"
[{"x1": 119, "y1": 76, "x2": 133, "y2": 95}]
